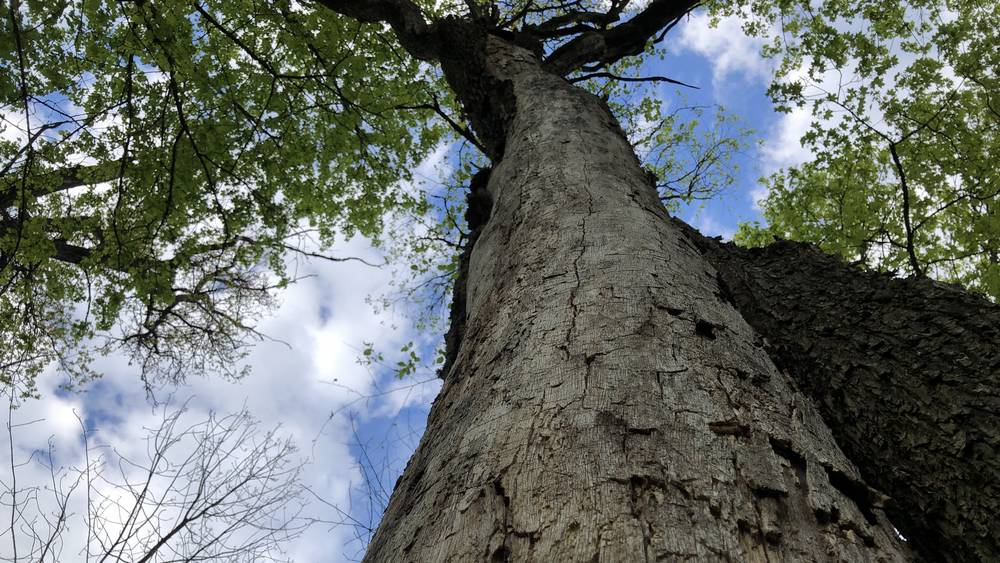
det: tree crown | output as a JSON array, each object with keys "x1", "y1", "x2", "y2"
[{"x1": 2, "y1": 0, "x2": 995, "y2": 396}]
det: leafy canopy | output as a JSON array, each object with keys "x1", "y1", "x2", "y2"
[
  {"x1": 5, "y1": 0, "x2": 993, "y2": 396},
  {"x1": 0, "y1": 0, "x2": 446, "y2": 393},
  {"x1": 721, "y1": 0, "x2": 1000, "y2": 299},
  {"x1": 2, "y1": 0, "x2": 750, "y2": 392}
]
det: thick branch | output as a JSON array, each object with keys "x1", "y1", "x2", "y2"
[
  {"x1": 52, "y1": 239, "x2": 94, "y2": 266},
  {"x1": 678, "y1": 219, "x2": 1000, "y2": 563},
  {"x1": 568, "y1": 71, "x2": 698, "y2": 89},
  {"x1": 314, "y1": 0, "x2": 438, "y2": 60},
  {"x1": 1, "y1": 161, "x2": 123, "y2": 202},
  {"x1": 545, "y1": 0, "x2": 700, "y2": 75},
  {"x1": 526, "y1": 10, "x2": 615, "y2": 36},
  {"x1": 889, "y1": 142, "x2": 923, "y2": 276}
]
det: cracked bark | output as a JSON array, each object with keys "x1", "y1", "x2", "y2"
[
  {"x1": 684, "y1": 230, "x2": 1000, "y2": 562},
  {"x1": 364, "y1": 35, "x2": 913, "y2": 562}
]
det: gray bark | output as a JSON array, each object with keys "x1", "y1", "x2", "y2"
[
  {"x1": 364, "y1": 36, "x2": 912, "y2": 562},
  {"x1": 683, "y1": 231, "x2": 1000, "y2": 562}
]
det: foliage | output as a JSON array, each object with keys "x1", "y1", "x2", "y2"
[
  {"x1": 714, "y1": 0, "x2": 1000, "y2": 299},
  {"x1": 14, "y1": 0, "x2": 976, "y2": 395},
  {"x1": 633, "y1": 102, "x2": 754, "y2": 212},
  {"x1": 0, "y1": 0, "x2": 446, "y2": 393}
]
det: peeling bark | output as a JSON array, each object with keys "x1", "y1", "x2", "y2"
[
  {"x1": 364, "y1": 36, "x2": 912, "y2": 562},
  {"x1": 685, "y1": 230, "x2": 1000, "y2": 562}
]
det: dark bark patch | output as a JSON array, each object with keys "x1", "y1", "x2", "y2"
[
  {"x1": 708, "y1": 419, "x2": 751, "y2": 438},
  {"x1": 823, "y1": 465, "x2": 879, "y2": 525},
  {"x1": 695, "y1": 319, "x2": 718, "y2": 339},
  {"x1": 768, "y1": 437, "x2": 807, "y2": 468},
  {"x1": 751, "y1": 484, "x2": 789, "y2": 499},
  {"x1": 715, "y1": 271, "x2": 736, "y2": 306},
  {"x1": 439, "y1": 166, "x2": 493, "y2": 380},
  {"x1": 654, "y1": 303, "x2": 685, "y2": 316},
  {"x1": 678, "y1": 216, "x2": 1000, "y2": 560},
  {"x1": 813, "y1": 505, "x2": 840, "y2": 525},
  {"x1": 436, "y1": 21, "x2": 517, "y2": 159},
  {"x1": 490, "y1": 545, "x2": 511, "y2": 562},
  {"x1": 465, "y1": 165, "x2": 494, "y2": 231}
]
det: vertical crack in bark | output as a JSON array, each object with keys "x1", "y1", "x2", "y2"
[
  {"x1": 626, "y1": 476, "x2": 653, "y2": 563},
  {"x1": 564, "y1": 149, "x2": 596, "y2": 361},
  {"x1": 491, "y1": 476, "x2": 513, "y2": 562}
]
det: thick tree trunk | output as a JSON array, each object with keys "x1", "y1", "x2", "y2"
[
  {"x1": 364, "y1": 35, "x2": 912, "y2": 562},
  {"x1": 683, "y1": 230, "x2": 1000, "y2": 562}
]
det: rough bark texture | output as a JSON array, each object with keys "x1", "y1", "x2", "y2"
[
  {"x1": 684, "y1": 230, "x2": 1000, "y2": 563},
  {"x1": 364, "y1": 36, "x2": 912, "y2": 562}
]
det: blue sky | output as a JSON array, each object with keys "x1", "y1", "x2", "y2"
[
  {"x1": 664, "y1": 12, "x2": 807, "y2": 240},
  {"x1": 0, "y1": 11, "x2": 813, "y2": 563}
]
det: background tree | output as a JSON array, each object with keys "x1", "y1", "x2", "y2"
[
  {"x1": 732, "y1": 1, "x2": 1000, "y2": 299},
  {"x1": 0, "y1": 399, "x2": 307, "y2": 562},
  {"x1": 0, "y1": 0, "x2": 443, "y2": 393}
]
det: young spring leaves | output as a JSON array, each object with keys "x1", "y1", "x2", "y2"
[
  {"x1": 0, "y1": 0, "x2": 445, "y2": 393},
  {"x1": 719, "y1": 0, "x2": 1000, "y2": 299}
]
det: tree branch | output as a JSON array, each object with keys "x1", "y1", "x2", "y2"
[
  {"x1": 397, "y1": 96, "x2": 488, "y2": 154},
  {"x1": 888, "y1": 142, "x2": 923, "y2": 276},
  {"x1": 0, "y1": 161, "x2": 124, "y2": 200},
  {"x1": 568, "y1": 71, "x2": 698, "y2": 89},
  {"x1": 313, "y1": 0, "x2": 438, "y2": 60},
  {"x1": 523, "y1": 10, "x2": 616, "y2": 37},
  {"x1": 545, "y1": 0, "x2": 701, "y2": 75}
]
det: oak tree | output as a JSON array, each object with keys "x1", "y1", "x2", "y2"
[{"x1": 1, "y1": 0, "x2": 997, "y2": 561}]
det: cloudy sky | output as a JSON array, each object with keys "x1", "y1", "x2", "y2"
[{"x1": 0, "y1": 11, "x2": 813, "y2": 563}]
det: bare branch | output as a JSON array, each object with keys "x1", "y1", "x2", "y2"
[
  {"x1": 568, "y1": 71, "x2": 698, "y2": 89},
  {"x1": 397, "y1": 97, "x2": 488, "y2": 154},
  {"x1": 888, "y1": 142, "x2": 923, "y2": 276},
  {"x1": 546, "y1": 0, "x2": 702, "y2": 75},
  {"x1": 0, "y1": 399, "x2": 309, "y2": 562}
]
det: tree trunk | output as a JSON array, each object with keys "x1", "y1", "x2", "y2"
[
  {"x1": 680, "y1": 229, "x2": 1000, "y2": 562},
  {"x1": 365, "y1": 35, "x2": 913, "y2": 562}
]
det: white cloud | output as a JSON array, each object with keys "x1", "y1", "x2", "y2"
[
  {"x1": 749, "y1": 184, "x2": 770, "y2": 212},
  {"x1": 761, "y1": 105, "x2": 812, "y2": 170},
  {"x1": 0, "y1": 223, "x2": 443, "y2": 563},
  {"x1": 674, "y1": 13, "x2": 773, "y2": 86},
  {"x1": 688, "y1": 209, "x2": 736, "y2": 241},
  {"x1": 0, "y1": 109, "x2": 30, "y2": 146}
]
